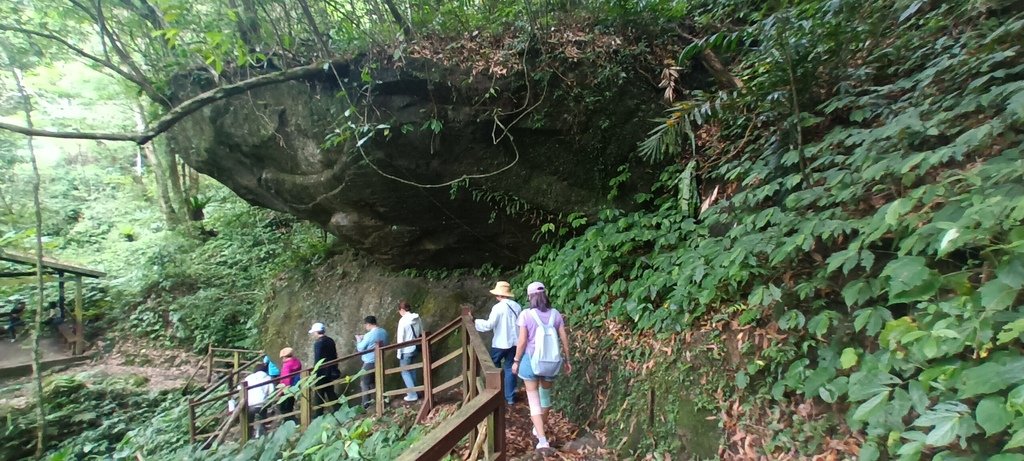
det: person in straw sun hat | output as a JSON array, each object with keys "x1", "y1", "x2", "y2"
[{"x1": 474, "y1": 281, "x2": 523, "y2": 405}]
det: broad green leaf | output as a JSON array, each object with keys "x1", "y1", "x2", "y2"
[
  {"x1": 900, "y1": 330, "x2": 928, "y2": 344},
  {"x1": 854, "y1": 391, "x2": 890, "y2": 421},
  {"x1": 859, "y1": 442, "x2": 880, "y2": 461},
  {"x1": 958, "y1": 356, "x2": 1024, "y2": 398},
  {"x1": 977, "y1": 396, "x2": 1013, "y2": 436},
  {"x1": 989, "y1": 455, "x2": 1024, "y2": 461},
  {"x1": 1007, "y1": 427, "x2": 1024, "y2": 449},
  {"x1": 997, "y1": 257, "x2": 1024, "y2": 289},
  {"x1": 997, "y1": 319, "x2": 1024, "y2": 345},
  {"x1": 914, "y1": 402, "x2": 969, "y2": 447},
  {"x1": 882, "y1": 256, "x2": 940, "y2": 304},
  {"x1": 880, "y1": 317, "x2": 919, "y2": 349},
  {"x1": 980, "y1": 280, "x2": 1018, "y2": 311},
  {"x1": 896, "y1": 440, "x2": 924, "y2": 459},
  {"x1": 735, "y1": 371, "x2": 749, "y2": 389},
  {"x1": 1007, "y1": 385, "x2": 1024, "y2": 413},
  {"x1": 841, "y1": 348, "x2": 859, "y2": 369},
  {"x1": 849, "y1": 371, "x2": 901, "y2": 401},
  {"x1": 925, "y1": 415, "x2": 961, "y2": 446}
]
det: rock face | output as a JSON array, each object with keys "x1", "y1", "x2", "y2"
[
  {"x1": 168, "y1": 56, "x2": 659, "y2": 268},
  {"x1": 258, "y1": 251, "x2": 495, "y2": 375}
]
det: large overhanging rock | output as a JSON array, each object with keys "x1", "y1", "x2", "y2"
[{"x1": 168, "y1": 57, "x2": 660, "y2": 268}]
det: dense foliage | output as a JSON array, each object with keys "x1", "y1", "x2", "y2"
[
  {"x1": 522, "y1": 0, "x2": 1024, "y2": 458},
  {"x1": 0, "y1": 373, "x2": 173, "y2": 461},
  {"x1": 3, "y1": 0, "x2": 1023, "y2": 459}
]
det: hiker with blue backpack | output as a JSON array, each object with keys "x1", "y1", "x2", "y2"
[{"x1": 511, "y1": 281, "x2": 571, "y2": 451}]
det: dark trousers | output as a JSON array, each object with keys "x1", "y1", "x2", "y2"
[
  {"x1": 279, "y1": 394, "x2": 296, "y2": 423},
  {"x1": 7, "y1": 319, "x2": 24, "y2": 340},
  {"x1": 359, "y1": 362, "x2": 375, "y2": 407},
  {"x1": 490, "y1": 346, "x2": 517, "y2": 403},
  {"x1": 247, "y1": 405, "x2": 268, "y2": 438},
  {"x1": 314, "y1": 376, "x2": 338, "y2": 417}
]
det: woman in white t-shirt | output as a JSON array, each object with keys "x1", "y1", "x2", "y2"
[{"x1": 511, "y1": 282, "x2": 571, "y2": 451}]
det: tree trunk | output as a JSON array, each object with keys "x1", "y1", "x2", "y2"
[
  {"x1": 227, "y1": 0, "x2": 263, "y2": 49},
  {"x1": 165, "y1": 148, "x2": 188, "y2": 218},
  {"x1": 380, "y1": 0, "x2": 413, "y2": 37},
  {"x1": 296, "y1": 0, "x2": 331, "y2": 56},
  {"x1": 10, "y1": 64, "x2": 47, "y2": 461},
  {"x1": 134, "y1": 97, "x2": 179, "y2": 226}
]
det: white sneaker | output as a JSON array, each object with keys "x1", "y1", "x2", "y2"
[
  {"x1": 536, "y1": 440, "x2": 550, "y2": 450},
  {"x1": 403, "y1": 395, "x2": 419, "y2": 402}
]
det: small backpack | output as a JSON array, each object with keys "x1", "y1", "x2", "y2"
[{"x1": 528, "y1": 309, "x2": 562, "y2": 377}]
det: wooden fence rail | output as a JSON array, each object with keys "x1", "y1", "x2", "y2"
[{"x1": 186, "y1": 307, "x2": 507, "y2": 460}]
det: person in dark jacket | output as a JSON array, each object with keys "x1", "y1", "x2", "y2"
[
  {"x1": 7, "y1": 300, "x2": 26, "y2": 342},
  {"x1": 309, "y1": 322, "x2": 339, "y2": 416}
]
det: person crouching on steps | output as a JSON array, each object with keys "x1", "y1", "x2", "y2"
[
  {"x1": 309, "y1": 322, "x2": 340, "y2": 417},
  {"x1": 396, "y1": 301, "x2": 423, "y2": 402},
  {"x1": 474, "y1": 281, "x2": 522, "y2": 405},
  {"x1": 242, "y1": 362, "x2": 274, "y2": 438},
  {"x1": 355, "y1": 316, "x2": 388, "y2": 408},
  {"x1": 512, "y1": 282, "x2": 571, "y2": 451}
]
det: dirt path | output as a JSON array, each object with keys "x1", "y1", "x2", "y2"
[
  {"x1": 503, "y1": 391, "x2": 610, "y2": 460},
  {"x1": 0, "y1": 338, "x2": 203, "y2": 410},
  {"x1": 0, "y1": 336, "x2": 72, "y2": 369}
]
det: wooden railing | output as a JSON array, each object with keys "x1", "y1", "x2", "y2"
[
  {"x1": 186, "y1": 307, "x2": 507, "y2": 460},
  {"x1": 398, "y1": 306, "x2": 506, "y2": 461}
]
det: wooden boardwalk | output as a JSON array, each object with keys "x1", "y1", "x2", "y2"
[{"x1": 188, "y1": 306, "x2": 508, "y2": 460}]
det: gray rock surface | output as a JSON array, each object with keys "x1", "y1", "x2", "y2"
[{"x1": 169, "y1": 58, "x2": 658, "y2": 268}]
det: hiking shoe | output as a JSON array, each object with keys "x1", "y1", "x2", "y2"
[
  {"x1": 403, "y1": 395, "x2": 419, "y2": 402},
  {"x1": 536, "y1": 440, "x2": 550, "y2": 450}
]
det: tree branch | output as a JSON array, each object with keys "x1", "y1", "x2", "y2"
[
  {"x1": 381, "y1": 0, "x2": 414, "y2": 38},
  {"x1": 0, "y1": 59, "x2": 351, "y2": 145},
  {"x1": 296, "y1": 0, "x2": 331, "y2": 57},
  {"x1": 67, "y1": 0, "x2": 167, "y2": 105},
  {"x1": 0, "y1": 24, "x2": 163, "y2": 101}
]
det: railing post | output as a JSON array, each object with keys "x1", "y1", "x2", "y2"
[
  {"x1": 461, "y1": 325, "x2": 471, "y2": 404},
  {"x1": 206, "y1": 345, "x2": 213, "y2": 384},
  {"x1": 188, "y1": 400, "x2": 197, "y2": 442},
  {"x1": 374, "y1": 341, "x2": 385, "y2": 417},
  {"x1": 300, "y1": 370, "x2": 311, "y2": 430},
  {"x1": 239, "y1": 380, "x2": 249, "y2": 444},
  {"x1": 469, "y1": 350, "x2": 479, "y2": 399},
  {"x1": 491, "y1": 397, "x2": 505, "y2": 457},
  {"x1": 420, "y1": 331, "x2": 433, "y2": 412}
]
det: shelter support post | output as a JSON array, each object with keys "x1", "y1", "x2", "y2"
[{"x1": 73, "y1": 275, "x2": 83, "y2": 355}]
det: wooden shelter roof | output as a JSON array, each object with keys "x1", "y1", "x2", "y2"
[{"x1": 0, "y1": 250, "x2": 105, "y2": 278}]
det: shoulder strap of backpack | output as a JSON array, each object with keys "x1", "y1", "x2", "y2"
[
  {"x1": 546, "y1": 309, "x2": 558, "y2": 328},
  {"x1": 503, "y1": 299, "x2": 519, "y2": 319},
  {"x1": 527, "y1": 308, "x2": 542, "y2": 327}
]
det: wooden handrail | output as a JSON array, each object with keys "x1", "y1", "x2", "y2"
[
  {"x1": 210, "y1": 347, "x2": 262, "y2": 354},
  {"x1": 188, "y1": 308, "x2": 506, "y2": 459},
  {"x1": 182, "y1": 351, "x2": 212, "y2": 391},
  {"x1": 397, "y1": 388, "x2": 505, "y2": 461},
  {"x1": 193, "y1": 355, "x2": 262, "y2": 403}
]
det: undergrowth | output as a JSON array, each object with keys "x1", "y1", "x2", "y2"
[
  {"x1": 521, "y1": 0, "x2": 1024, "y2": 459},
  {"x1": 0, "y1": 372, "x2": 172, "y2": 461}
]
